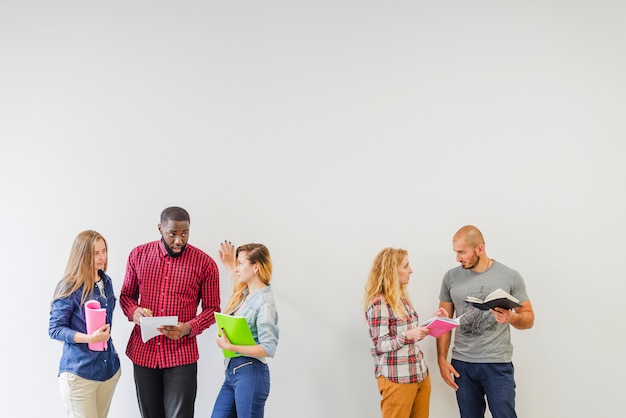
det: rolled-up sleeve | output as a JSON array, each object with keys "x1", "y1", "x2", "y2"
[
  {"x1": 188, "y1": 257, "x2": 221, "y2": 337},
  {"x1": 49, "y1": 297, "x2": 78, "y2": 344},
  {"x1": 366, "y1": 299, "x2": 409, "y2": 355},
  {"x1": 256, "y1": 303, "x2": 279, "y2": 358}
]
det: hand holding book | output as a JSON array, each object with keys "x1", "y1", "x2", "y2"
[
  {"x1": 420, "y1": 310, "x2": 467, "y2": 338},
  {"x1": 85, "y1": 300, "x2": 107, "y2": 351},
  {"x1": 214, "y1": 312, "x2": 256, "y2": 357},
  {"x1": 409, "y1": 307, "x2": 454, "y2": 339},
  {"x1": 466, "y1": 288, "x2": 521, "y2": 311}
]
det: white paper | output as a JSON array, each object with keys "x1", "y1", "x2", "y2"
[{"x1": 140, "y1": 316, "x2": 178, "y2": 343}]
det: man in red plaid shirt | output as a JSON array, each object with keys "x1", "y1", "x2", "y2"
[{"x1": 121, "y1": 206, "x2": 221, "y2": 418}]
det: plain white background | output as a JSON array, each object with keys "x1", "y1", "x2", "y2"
[{"x1": 1, "y1": 1, "x2": 624, "y2": 417}]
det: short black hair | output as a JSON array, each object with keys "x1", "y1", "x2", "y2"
[{"x1": 160, "y1": 206, "x2": 190, "y2": 223}]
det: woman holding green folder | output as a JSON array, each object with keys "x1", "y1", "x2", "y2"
[{"x1": 211, "y1": 241, "x2": 279, "y2": 418}]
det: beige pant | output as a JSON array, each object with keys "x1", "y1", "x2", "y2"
[
  {"x1": 377, "y1": 374, "x2": 431, "y2": 418},
  {"x1": 59, "y1": 368, "x2": 121, "y2": 418}
]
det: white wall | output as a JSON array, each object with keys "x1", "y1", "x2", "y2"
[{"x1": 1, "y1": 1, "x2": 624, "y2": 417}]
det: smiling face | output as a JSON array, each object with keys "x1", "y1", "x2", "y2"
[
  {"x1": 93, "y1": 238, "x2": 107, "y2": 272},
  {"x1": 397, "y1": 254, "x2": 412, "y2": 285}
]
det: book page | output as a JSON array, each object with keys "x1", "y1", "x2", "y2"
[
  {"x1": 140, "y1": 316, "x2": 178, "y2": 343},
  {"x1": 486, "y1": 288, "x2": 520, "y2": 303}
]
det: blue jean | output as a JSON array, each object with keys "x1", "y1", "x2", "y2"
[
  {"x1": 452, "y1": 359, "x2": 517, "y2": 418},
  {"x1": 211, "y1": 357, "x2": 270, "y2": 418}
]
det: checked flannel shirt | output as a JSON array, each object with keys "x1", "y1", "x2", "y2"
[
  {"x1": 365, "y1": 297, "x2": 428, "y2": 384},
  {"x1": 120, "y1": 240, "x2": 220, "y2": 369}
]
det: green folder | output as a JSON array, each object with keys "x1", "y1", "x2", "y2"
[{"x1": 214, "y1": 312, "x2": 256, "y2": 358}]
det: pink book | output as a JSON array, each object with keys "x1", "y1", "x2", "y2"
[
  {"x1": 421, "y1": 311, "x2": 468, "y2": 338},
  {"x1": 85, "y1": 300, "x2": 107, "y2": 351}
]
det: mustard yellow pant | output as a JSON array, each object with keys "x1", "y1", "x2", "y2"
[{"x1": 377, "y1": 374, "x2": 431, "y2": 418}]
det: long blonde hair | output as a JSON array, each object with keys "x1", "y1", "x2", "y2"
[
  {"x1": 52, "y1": 230, "x2": 108, "y2": 306},
  {"x1": 224, "y1": 243, "x2": 272, "y2": 314},
  {"x1": 363, "y1": 247, "x2": 412, "y2": 318}
]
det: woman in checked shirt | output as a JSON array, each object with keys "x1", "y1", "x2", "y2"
[
  {"x1": 211, "y1": 241, "x2": 279, "y2": 418},
  {"x1": 364, "y1": 248, "x2": 447, "y2": 418}
]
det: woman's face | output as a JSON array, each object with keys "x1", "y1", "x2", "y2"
[
  {"x1": 93, "y1": 238, "x2": 107, "y2": 271},
  {"x1": 235, "y1": 251, "x2": 257, "y2": 284},
  {"x1": 397, "y1": 254, "x2": 412, "y2": 285}
]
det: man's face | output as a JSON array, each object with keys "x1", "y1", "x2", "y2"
[
  {"x1": 158, "y1": 219, "x2": 190, "y2": 255},
  {"x1": 453, "y1": 239, "x2": 480, "y2": 270}
]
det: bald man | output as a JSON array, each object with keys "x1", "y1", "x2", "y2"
[{"x1": 436, "y1": 225, "x2": 534, "y2": 418}]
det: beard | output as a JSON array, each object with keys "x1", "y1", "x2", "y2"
[
  {"x1": 162, "y1": 238, "x2": 186, "y2": 258},
  {"x1": 462, "y1": 254, "x2": 480, "y2": 270}
]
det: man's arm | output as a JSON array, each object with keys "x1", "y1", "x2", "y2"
[
  {"x1": 493, "y1": 299, "x2": 534, "y2": 329},
  {"x1": 161, "y1": 257, "x2": 221, "y2": 341},
  {"x1": 119, "y1": 252, "x2": 140, "y2": 322},
  {"x1": 186, "y1": 258, "x2": 221, "y2": 338}
]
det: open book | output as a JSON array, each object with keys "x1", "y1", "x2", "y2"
[
  {"x1": 214, "y1": 312, "x2": 256, "y2": 358},
  {"x1": 421, "y1": 311, "x2": 468, "y2": 338},
  {"x1": 466, "y1": 288, "x2": 522, "y2": 311}
]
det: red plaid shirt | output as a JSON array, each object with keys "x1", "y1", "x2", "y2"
[
  {"x1": 120, "y1": 240, "x2": 220, "y2": 368},
  {"x1": 365, "y1": 297, "x2": 428, "y2": 383}
]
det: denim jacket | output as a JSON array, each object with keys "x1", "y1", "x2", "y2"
[
  {"x1": 48, "y1": 271, "x2": 121, "y2": 381},
  {"x1": 227, "y1": 285, "x2": 279, "y2": 364}
]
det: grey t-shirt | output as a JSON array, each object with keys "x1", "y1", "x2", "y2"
[{"x1": 439, "y1": 260, "x2": 529, "y2": 363}]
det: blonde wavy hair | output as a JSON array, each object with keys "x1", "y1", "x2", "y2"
[
  {"x1": 52, "y1": 230, "x2": 108, "y2": 306},
  {"x1": 363, "y1": 247, "x2": 412, "y2": 318},
  {"x1": 223, "y1": 243, "x2": 272, "y2": 314}
]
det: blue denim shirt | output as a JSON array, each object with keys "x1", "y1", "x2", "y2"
[
  {"x1": 227, "y1": 285, "x2": 279, "y2": 365},
  {"x1": 48, "y1": 271, "x2": 121, "y2": 381}
]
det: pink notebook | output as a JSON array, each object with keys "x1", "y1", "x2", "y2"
[
  {"x1": 421, "y1": 311, "x2": 469, "y2": 338},
  {"x1": 85, "y1": 300, "x2": 107, "y2": 351}
]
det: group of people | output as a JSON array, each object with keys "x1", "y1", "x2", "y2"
[
  {"x1": 48, "y1": 206, "x2": 279, "y2": 418},
  {"x1": 364, "y1": 225, "x2": 535, "y2": 418},
  {"x1": 48, "y1": 210, "x2": 533, "y2": 418}
]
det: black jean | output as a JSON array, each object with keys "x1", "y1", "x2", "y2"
[{"x1": 133, "y1": 363, "x2": 198, "y2": 418}]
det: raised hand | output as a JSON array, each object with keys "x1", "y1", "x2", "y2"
[{"x1": 219, "y1": 240, "x2": 236, "y2": 273}]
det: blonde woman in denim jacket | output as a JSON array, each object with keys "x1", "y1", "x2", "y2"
[
  {"x1": 211, "y1": 242, "x2": 279, "y2": 418},
  {"x1": 49, "y1": 230, "x2": 121, "y2": 418}
]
